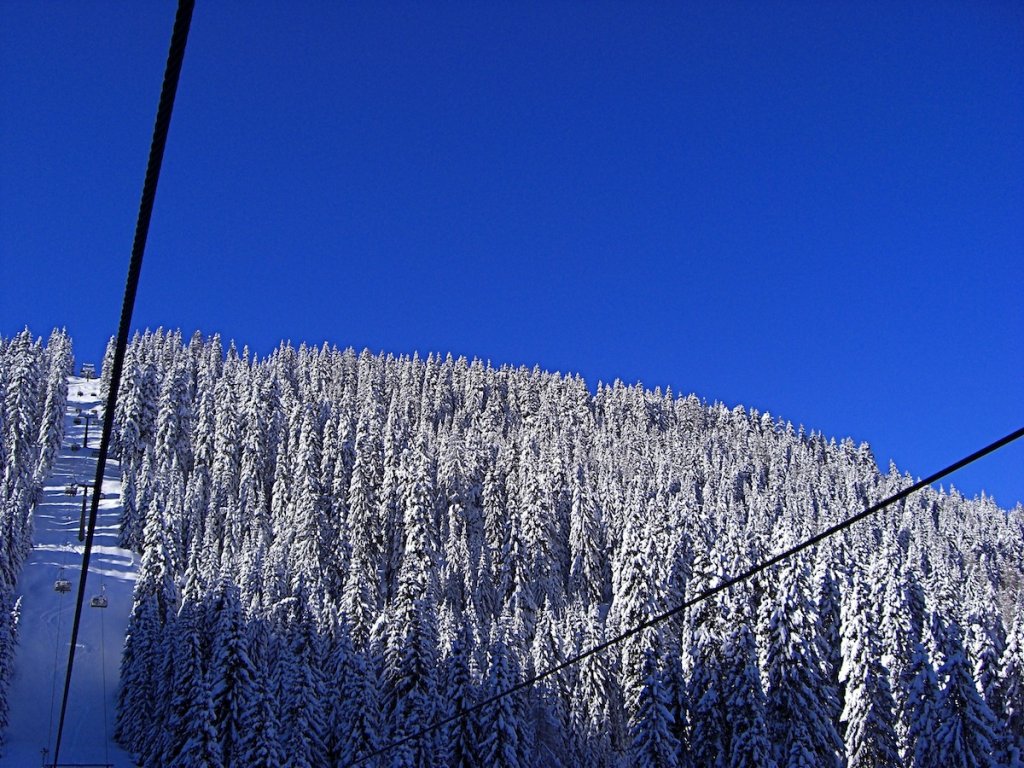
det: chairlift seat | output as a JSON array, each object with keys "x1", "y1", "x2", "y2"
[
  {"x1": 54, "y1": 579, "x2": 72, "y2": 594},
  {"x1": 64, "y1": 484, "x2": 78, "y2": 496},
  {"x1": 90, "y1": 594, "x2": 108, "y2": 609}
]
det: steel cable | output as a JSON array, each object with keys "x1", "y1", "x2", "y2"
[{"x1": 51, "y1": 1, "x2": 195, "y2": 763}]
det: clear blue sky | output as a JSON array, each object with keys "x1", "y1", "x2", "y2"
[{"x1": 2, "y1": 2, "x2": 1022, "y2": 506}]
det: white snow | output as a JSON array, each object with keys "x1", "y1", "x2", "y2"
[{"x1": 4, "y1": 377, "x2": 138, "y2": 767}]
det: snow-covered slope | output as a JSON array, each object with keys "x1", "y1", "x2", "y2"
[{"x1": 4, "y1": 376, "x2": 137, "y2": 767}]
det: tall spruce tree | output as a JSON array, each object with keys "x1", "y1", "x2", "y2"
[
  {"x1": 933, "y1": 619, "x2": 1002, "y2": 768},
  {"x1": 839, "y1": 567, "x2": 899, "y2": 768},
  {"x1": 629, "y1": 636, "x2": 680, "y2": 768},
  {"x1": 765, "y1": 558, "x2": 843, "y2": 768}
]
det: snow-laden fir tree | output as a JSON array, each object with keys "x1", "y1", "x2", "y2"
[
  {"x1": 478, "y1": 626, "x2": 528, "y2": 768},
  {"x1": 932, "y1": 618, "x2": 1003, "y2": 768},
  {"x1": 629, "y1": 632, "x2": 680, "y2": 768},
  {"x1": 765, "y1": 557, "x2": 843, "y2": 768},
  {"x1": 839, "y1": 563, "x2": 899, "y2": 768},
  {"x1": 722, "y1": 621, "x2": 775, "y2": 767}
]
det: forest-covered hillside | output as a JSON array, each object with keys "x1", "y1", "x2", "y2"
[{"x1": 6, "y1": 327, "x2": 1024, "y2": 767}]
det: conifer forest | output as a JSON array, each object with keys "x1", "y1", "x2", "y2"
[
  {"x1": 0, "y1": 329, "x2": 73, "y2": 744},
  {"x1": 2, "y1": 327, "x2": 1023, "y2": 767}
]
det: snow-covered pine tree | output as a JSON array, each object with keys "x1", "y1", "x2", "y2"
[
  {"x1": 233, "y1": 620, "x2": 284, "y2": 768},
  {"x1": 839, "y1": 565, "x2": 899, "y2": 768},
  {"x1": 765, "y1": 557, "x2": 843, "y2": 768},
  {"x1": 529, "y1": 604, "x2": 569, "y2": 768},
  {"x1": 722, "y1": 621, "x2": 775, "y2": 767},
  {"x1": 341, "y1": 375, "x2": 386, "y2": 648},
  {"x1": 996, "y1": 598, "x2": 1024, "y2": 766},
  {"x1": 162, "y1": 598, "x2": 224, "y2": 768},
  {"x1": 687, "y1": 598, "x2": 727, "y2": 768},
  {"x1": 442, "y1": 619, "x2": 480, "y2": 768},
  {"x1": 629, "y1": 634, "x2": 680, "y2": 768},
  {"x1": 569, "y1": 606, "x2": 625, "y2": 767},
  {"x1": 478, "y1": 627, "x2": 528, "y2": 768},
  {"x1": 337, "y1": 634, "x2": 384, "y2": 767},
  {"x1": 385, "y1": 432, "x2": 442, "y2": 768},
  {"x1": 904, "y1": 631, "x2": 942, "y2": 768},
  {"x1": 274, "y1": 590, "x2": 328, "y2": 768},
  {"x1": 207, "y1": 580, "x2": 256, "y2": 765},
  {"x1": 567, "y1": 459, "x2": 607, "y2": 608},
  {"x1": 31, "y1": 328, "x2": 71, "y2": 487},
  {"x1": 932, "y1": 618, "x2": 1003, "y2": 768}
]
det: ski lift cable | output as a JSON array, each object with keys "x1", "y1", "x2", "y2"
[
  {"x1": 352, "y1": 424, "x2": 1024, "y2": 767},
  {"x1": 51, "y1": 1, "x2": 195, "y2": 764}
]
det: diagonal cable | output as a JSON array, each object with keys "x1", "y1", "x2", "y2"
[{"x1": 51, "y1": 1, "x2": 195, "y2": 763}]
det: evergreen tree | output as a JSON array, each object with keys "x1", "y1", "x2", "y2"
[
  {"x1": 385, "y1": 435, "x2": 442, "y2": 768},
  {"x1": 337, "y1": 640, "x2": 384, "y2": 767},
  {"x1": 164, "y1": 601, "x2": 225, "y2": 768},
  {"x1": 478, "y1": 631, "x2": 527, "y2": 768},
  {"x1": 687, "y1": 603, "x2": 727, "y2": 768},
  {"x1": 234, "y1": 623, "x2": 284, "y2": 768},
  {"x1": 529, "y1": 605, "x2": 569, "y2": 768},
  {"x1": 722, "y1": 622, "x2": 775, "y2": 768},
  {"x1": 765, "y1": 559, "x2": 843, "y2": 768},
  {"x1": 629, "y1": 638, "x2": 680, "y2": 768},
  {"x1": 442, "y1": 621, "x2": 480, "y2": 768},
  {"x1": 567, "y1": 461, "x2": 607, "y2": 608},
  {"x1": 904, "y1": 636, "x2": 942, "y2": 768},
  {"x1": 839, "y1": 568, "x2": 899, "y2": 768},
  {"x1": 933, "y1": 619, "x2": 1002, "y2": 768},
  {"x1": 207, "y1": 581, "x2": 256, "y2": 765},
  {"x1": 996, "y1": 599, "x2": 1024, "y2": 766},
  {"x1": 570, "y1": 607, "x2": 625, "y2": 767},
  {"x1": 0, "y1": 592, "x2": 19, "y2": 745}
]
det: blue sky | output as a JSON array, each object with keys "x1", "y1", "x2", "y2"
[{"x1": 3, "y1": 2, "x2": 1022, "y2": 506}]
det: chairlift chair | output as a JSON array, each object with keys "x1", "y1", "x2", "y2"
[
  {"x1": 90, "y1": 585, "x2": 108, "y2": 609},
  {"x1": 54, "y1": 570, "x2": 72, "y2": 594},
  {"x1": 64, "y1": 483, "x2": 77, "y2": 496}
]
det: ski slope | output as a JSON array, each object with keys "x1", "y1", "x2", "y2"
[{"x1": 4, "y1": 376, "x2": 138, "y2": 767}]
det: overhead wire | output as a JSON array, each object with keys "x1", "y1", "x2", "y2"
[
  {"x1": 351, "y1": 424, "x2": 1024, "y2": 767},
  {"x1": 50, "y1": 1, "x2": 195, "y2": 764}
]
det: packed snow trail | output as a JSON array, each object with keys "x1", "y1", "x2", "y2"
[{"x1": 4, "y1": 376, "x2": 138, "y2": 767}]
